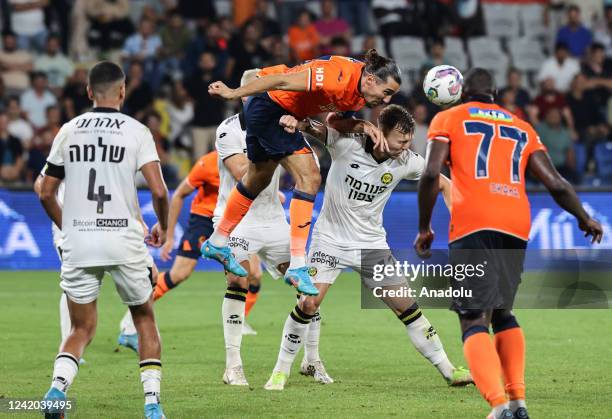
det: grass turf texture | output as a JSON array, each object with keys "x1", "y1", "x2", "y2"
[{"x1": 1, "y1": 271, "x2": 611, "y2": 419}]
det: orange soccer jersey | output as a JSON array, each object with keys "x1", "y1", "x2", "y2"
[
  {"x1": 428, "y1": 102, "x2": 547, "y2": 242},
  {"x1": 258, "y1": 56, "x2": 366, "y2": 120},
  {"x1": 185, "y1": 151, "x2": 220, "y2": 218}
]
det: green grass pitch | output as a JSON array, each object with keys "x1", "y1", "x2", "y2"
[{"x1": 1, "y1": 271, "x2": 611, "y2": 418}]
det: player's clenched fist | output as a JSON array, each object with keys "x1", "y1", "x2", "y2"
[
  {"x1": 279, "y1": 115, "x2": 299, "y2": 133},
  {"x1": 414, "y1": 229, "x2": 434, "y2": 259},
  {"x1": 208, "y1": 81, "x2": 237, "y2": 100}
]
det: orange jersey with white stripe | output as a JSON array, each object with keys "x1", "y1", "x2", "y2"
[
  {"x1": 258, "y1": 56, "x2": 366, "y2": 120},
  {"x1": 186, "y1": 151, "x2": 220, "y2": 218},
  {"x1": 428, "y1": 101, "x2": 546, "y2": 242}
]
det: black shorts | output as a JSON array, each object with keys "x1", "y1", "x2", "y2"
[
  {"x1": 177, "y1": 214, "x2": 214, "y2": 260},
  {"x1": 243, "y1": 93, "x2": 312, "y2": 162},
  {"x1": 449, "y1": 230, "x2": 527, "y2": 312}
]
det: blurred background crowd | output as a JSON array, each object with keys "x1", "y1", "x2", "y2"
[{"x1": 0, "y1": 0, "x2": 611, "y2": 189}]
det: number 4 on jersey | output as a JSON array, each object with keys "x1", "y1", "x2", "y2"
[{"x1": 88, "y1": 168, "x2": 111, "y2": 214}]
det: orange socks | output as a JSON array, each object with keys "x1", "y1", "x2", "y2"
[
  {"x1": 289, "y1": 190, "x2": 316, "y2": 268},
  {"x1": 463, "y1": 327, "x2": 507, "y2": 408},
  {"x1": 211, "y1": 182, "x2": 255, "y2": 247},
  {"x1": 153, "y1": 272, "x2": 176, "y2": 301},
  {"x1": 494, "y1": 327, "x2": 526, "y2": 401},
  {"x1": 245, "y1": 284, "x2": 260, "y2": 317}
]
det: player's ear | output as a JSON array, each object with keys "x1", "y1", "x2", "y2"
[
  {"x1": 119, "y1": 83, "x2": 126, "y2": 101},
  {"x1": 86, "y1": 85, "x2": 94, "y2": 101}
]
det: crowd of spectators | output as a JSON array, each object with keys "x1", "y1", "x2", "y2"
[{"x1": 0, "y1": 0, "x2": 611, "y2": 189}]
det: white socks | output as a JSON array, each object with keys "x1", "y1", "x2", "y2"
[
  {"x1": 59, "y1": 293, "x2": 71, "y2": 343},
  {"x1": 509, "y1": 399, "x2": 527, "y2": 411},
  {"x1": 288, "y1": 255, "x2": 306, "y2": 270},
  {"x1": 223, "y1": 287, "x2": 247, "y2": 368},
  {"x1": 304, "y1": 311, "x2": 321, "y2": 363},
  {"x1": 120, "y1": 309, "x2": 137, "y2": 335},
  {"x1": 51, "y1": 352, "x2": 79, "y2": 392},
  {"x1": 209, "y1": 231, "x2": 229, "y2": 248},
  {"x1": 273, "y1": 306, "x2": 314, "y2": 374},
  {"x1": 140, "y1": 359, "x2": 162, "y2": 405}
]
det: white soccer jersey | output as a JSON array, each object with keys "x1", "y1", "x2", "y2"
[
  {"x1": 312, "y1": 127, "x2": 425, "y2": 249},
  {"x1": 45, "y1": 108, "x2": 159, "y2": 267},
  {"x1": 213, "y1": 113, "x2": 285, "y2": 225}
]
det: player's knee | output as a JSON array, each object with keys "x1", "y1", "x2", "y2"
[
  {"x1": 247, "y1": 270, "x2": 262, "y2": 285},
  {"x1": 457, "y1": 309, "x2": 489, "y2": 336},
  {"x1": 491, "y1": 309, "x2": 519, "y2": 333},
  {"x1": 300, "y1": 296, "x2": 320, "y2": 315},
  {"x1": 227, "y1": 273, "x2": 248, "y2": 289}
]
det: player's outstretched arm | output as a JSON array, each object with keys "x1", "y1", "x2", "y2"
[
  {"x1": 528, "y1": 150, "x2": 603, "y2": 243},
  {"x1": 158, "y1": 178, "x2": 194, "y2": 260},
  {"x1": 39, "y1": 173, "x2": 63, "y2": 229},
  {"x1": 141, "y1": 161, "x2": 169, "y2": 247},
  {"x1": 208, "y1": 70, "x2": 309, "y2": 100},
  {"x1": 415, "y1": 141, "x2": 450, "y2": 258}
]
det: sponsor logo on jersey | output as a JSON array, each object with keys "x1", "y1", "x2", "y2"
[
  {"x1": 315, "y1": 67, "x2": 324, "y2": 87},
  {"x1": 319, "y1": 103, "x2": 339, "y2": 112},
  {"x1": 345, "y1": 174, "x2": 388, "y2": 202},
  {"x1": 350, "y1": 163, "x2": 360, "y2": 169},
  {"x1": 310, "y1": 251, "x2": 339, "y2": 268},
  {"x1": 381, "y1": 172, "x2": 393, "y2": 185},
  {"x1": 468, "y1": 107, "x2": 513, "y2": 122},
  {"x1": 96, "y1": 218, "x2": 128, "y2": 228}
]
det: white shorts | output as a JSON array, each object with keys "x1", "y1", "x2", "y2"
[
  {"x1": 60, "y1": 257, "x2": 154, "y2": 306},
  {"x1": 307, "y1": 239, "x2": 407, "y2": 289},
  {"x1": 227, "y1": 220, "x2": 290, "y2": 279}
]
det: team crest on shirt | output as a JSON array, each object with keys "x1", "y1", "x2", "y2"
[
  {"x1": 308, "y1": 266, "x2": 318, "y2": 277},
  {"x1": 381, "y1": 173, "x2": 393, "y2": 185}
]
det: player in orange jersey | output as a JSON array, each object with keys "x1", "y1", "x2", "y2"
[
  {"x1": 203, "y1": 50, "x2": 402, "y2": 297},
  {"x1": 416, "y1": 68, "x2": 603, "y2": 419}
]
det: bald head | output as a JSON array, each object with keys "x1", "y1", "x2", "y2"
[{"x1": 463, "y1": 68, "x2": 495, "y2": 100}]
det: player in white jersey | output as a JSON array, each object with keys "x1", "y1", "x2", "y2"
[
  {"x1": 213, "y1": 69, "x2": 294, "y2": 386},
  {"x1": 263, "y1": 105, "x2": 473, "y2": 391},
  {"x1": 38, "y1": 62, "x2": 169, "y2": 419}
]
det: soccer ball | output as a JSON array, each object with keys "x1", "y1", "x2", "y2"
[{"x1": 423, "y1": 65, "x2": 463, "y2": 106}]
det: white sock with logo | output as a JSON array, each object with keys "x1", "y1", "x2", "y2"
[
  {"x1": 223, "y1": 287, "x2": 247, "y2": 368},
  {"x1": 51, "y1": 352, "x2": 79, "y2": 392},
  {"x1": 304, "y1": 311, "x2": 322, "y2": 363},
  {"x1": 406, "y1": 315, "x2": 454, "y2": 379},
  {"x1": 273, "y1": 306, "x2": 313, "y2": 374}
]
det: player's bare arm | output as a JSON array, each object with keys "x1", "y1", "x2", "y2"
[
  {"x1": 159, "y1": 178, "x2": 194, "y2": 261},
  {"x1": 415, "y1": 140, "x2": 449, "y2": 258},
  {"x1": 39, "y1": 174, "x2": 63, "y2": 229},
  {"x1": 224, "y1": 153, "x2": 249, "y2": 182},
  {"x1": 527, "y1": 150, "x2": 603, "y2": 243},
  {"x1": 208, "y1": 70, "x2": 309, "y2": 100},
  {"x1": 326, "y1": 112, "x2": 389, "y2": 152},
  {"x1": 141, "y1": 161, "x2": 169, "y2": 247},
  {"x1": 438, "y1": 174, "x2": 452, "y2": 211}
]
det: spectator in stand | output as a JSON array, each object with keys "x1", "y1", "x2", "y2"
[
  {"x1": 410, "y1": 103, "x2": 428, "y2": 157},
  {"x1": 243, "y1": 0, "x2": 282, "y2": 49},
  {"x1": 184, "y1": 51, "x2": 225, "y2": 159},
  {"x1": 421, "y1": 38, "x2": 447, "y2": 71},
  {"x1": 536, "y1": 107, "x2": 577, "y2": 182},
  {"x1": 0, "y1": 111, "x2": 25, "y2": 183},
  {"x1": 9, "y1": 0, "x2": 49, "y2": 52},
  {"x1": 122, "y1": 17, "x2": 163, "y2": 88},
  {"x1": 183, "y1": 19, "x2": 229, "y2": 78},
  {"x1": 556, "y1": 4, "x2": 593, "y2": 58},
  {"x1": 6, "y1": 96, "x2": 34, "y2": 148},
  {"x1": 498, "y1": 68, "x2": 531, "y2": 111},
  {"x1": 498, "y1": 89, "x2": 527, "y2": 121},
  {"x1": 566, "y1": 73, "x2": 609, "y2": 154},
  {"x1": 86, "y1": 0, "x2": 134, "y2": 52},
  {"x1": 34, "y1": 34, "x2": 74, "y2": 95},
  {"x1": 353, "y1": 34, "x2": 379, "y2": 58},
  {"x1": 159, "y1": 9, "x2": 193, "y2": 77},
  {"x1": 337, "y1": 0, "x2": 371, "y2": 35},
  {"x1": 0, "y1": 78, "x2": 7, "y2": 111},
  {"x1": 177, "y1": 0, "x2": 216, "y2": 21},
  {"x1": 288, "y1": 9, "x2": 320, "y2": 62},
  {"x1": 268, "y1": 37, "x2": 290, "y2": 66},
  {"x1": 123, "y1": 61, "x2": 154, "y2": 121},
  {"x1": 145, "y1": 111, "x2": 178, "y2": 186},
  {"x1": 531, "y1": 78, "x2": 576, "y2": 136},
  {"x1": 61, "y1": 66, "x2": 90, "y2": 119},
  {"x1": 27, "y1": 104, "x2": 61, "y2": 180},
  {"x1": 537, "y1": 42, "x2": 580, "y2": 93},
  {"x1": 329, "y1": 36, "x2": 350, "y2": 56},
  {"x1": 314, "y1": 0, "x2": 351, "y2": 55},
  {"x1": 581, "y1": 42, "x2": 612, "y2": 110},
  {"x1": 226, "y1": 22, "x2": 271, "y2": 87},
  {"x1": 167, "y1": 79, "x2": 194, "y2": 150},
  {"x1": 0, "y1": 31, "x2": 34, "y2": 93},
  {"x1": 20, "y1": 72, "x2": 57, "y2": 129},
  {"x1": 276, "y1": 0, "x2": 308, "y2": 32},
  {"x1": 372, "y1": 0, "x2": 409, "y2": 38},
  {"x1": 594, "y1": 6, "x2": 612, "y2": 58}
]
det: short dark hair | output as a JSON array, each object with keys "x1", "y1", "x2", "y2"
[
  {"x1": 88, "y1": 61, "x2": 125, "y2": 95},
  {"x1": 30, "y1": 71, "x2": 47, "y2": 82},
  {"x1": 378, "y1": 104, "x2": 414, "y2": 136},
  {"x1": 555, "y1": 41, "x2": 570, "y2": 52},
  {"x1": 364, "y1": 49, "x2": 402, "y2": 85},
  {"x1": 463, "y1": 68, "x2": 495, "y2": 97},
  {"x1": 590, "y1": 42, "x2": 605, "y2": 52}
]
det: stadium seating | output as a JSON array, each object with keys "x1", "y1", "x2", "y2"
[
  {"x1": 444, "y1": 37, "x2": 468, "y2": 72},
  {"x1": 483, "y1": 3, "x2": 521, "y2": 39},
  {"x1": 508, "y1": 37, "x2": 546, "y2": 88},
  {"x1": 467, "y1": 36, "x2": 509, "y2": 87},
  {"x1": 519, "y1": 3, "x2": 547, "y2": 39},
  {"x1": 351, "y1": 34, "x2": 385, "y2": 56},
  {"x1": 389, "y1": 36, "x2": 427, "y2": 91},
  {"x1": 594, "y1": 142, "x2": 612, "y2": 180}
]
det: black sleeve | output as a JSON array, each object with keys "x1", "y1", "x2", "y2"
[{"x1": 44, "y1": 161, "x2": 65, "y2": 179}]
